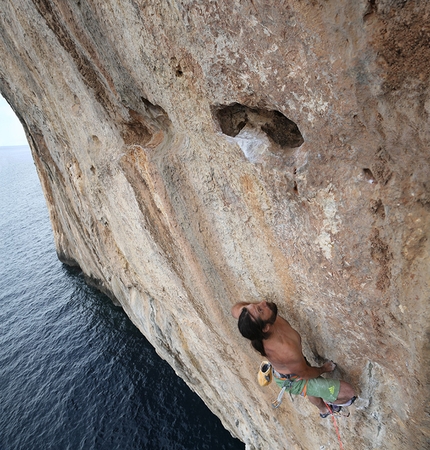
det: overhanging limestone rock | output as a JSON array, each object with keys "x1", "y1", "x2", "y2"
[{"x1": 1, "y1": 1, "x2": 429, "y2": 448}]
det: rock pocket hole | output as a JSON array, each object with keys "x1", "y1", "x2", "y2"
[
  {"x1": 212, "y1": 103, "x2": 304, "y2": 163},
  {"x1": 175, "y1": 65, "x2": 184, "y2": 77},
  {"x1": 121, "y1": 98, "x2": 171, "y2": 147},
  {"x1": 121, "y1": 109, "x2": 152, "y2": 145},
  {"x1": 363, "y1": 168, "x2": 377, "y2": 184}
]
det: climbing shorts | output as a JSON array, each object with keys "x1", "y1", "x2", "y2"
[{"x1": 274, "y1": 376, "x2": 340, "y2": 403}]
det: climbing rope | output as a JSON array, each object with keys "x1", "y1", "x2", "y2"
[{"x1": 324, "y1": 402, "x2": 345, "y2": 450}]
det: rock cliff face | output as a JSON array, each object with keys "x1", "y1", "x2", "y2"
[{"x1": 1, "y1": 1, "x2": 429, "y2": 448}]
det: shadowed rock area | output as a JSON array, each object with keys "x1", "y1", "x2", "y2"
[{"x1": 1, "y1": 1, "x2": 429, "y2": 448}]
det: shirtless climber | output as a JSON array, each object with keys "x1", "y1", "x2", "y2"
[{"x1": 231, "y1": 300, "x2": 356, "y2": 417}]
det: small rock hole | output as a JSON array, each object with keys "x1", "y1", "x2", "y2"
[
  {"x1": 363, "y1": 168, "x2": 377, "y2": 184},
  {"x1": 370, "y1": 199, "x2": 385, "y2": 218},
  {"x1": 175, "y1": 64, "x2": 183, "y2": 77}
]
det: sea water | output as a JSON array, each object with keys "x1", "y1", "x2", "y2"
[{"x1": 0, "y1": 145, "x2": 244, "y2": 450}]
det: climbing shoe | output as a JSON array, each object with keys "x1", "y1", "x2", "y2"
[{"x1": 320, "y1": 404, "x2": 342, "y2": 418}]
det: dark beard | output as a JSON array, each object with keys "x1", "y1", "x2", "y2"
[{"x1": 265, "y1": 302, "x2": 278, "y2": 325}]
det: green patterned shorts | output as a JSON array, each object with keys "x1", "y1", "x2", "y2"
[{"x1": 274, "y1": 376, "x2": 340, "y2": 403}]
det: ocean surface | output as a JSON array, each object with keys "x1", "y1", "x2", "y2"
[{"x1": 0, "y1": 145, "x2": 244, "y2": 450}]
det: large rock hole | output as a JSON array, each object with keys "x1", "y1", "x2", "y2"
[{"x1": 212, "y1": 103, "x2": 304, "y2": 162}]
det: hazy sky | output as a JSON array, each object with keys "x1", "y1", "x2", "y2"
[{"x1": 0, "y1": 95, "x2": 28, "y2": 147}]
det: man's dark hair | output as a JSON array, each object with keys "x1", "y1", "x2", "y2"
[{"x1": 238, "y1": 308, "x2": 269, "y2": 356}]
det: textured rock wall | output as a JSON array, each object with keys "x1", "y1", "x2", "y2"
[{"x1": 1, "y1": 1, "x2": 429, "y2": 448}]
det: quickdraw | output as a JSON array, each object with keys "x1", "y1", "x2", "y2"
[{"x1": 271, "y1": 371, "x2": 308, "y2": 408}]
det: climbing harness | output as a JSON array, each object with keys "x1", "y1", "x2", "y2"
[
  {"x1": 257, "y1": 363, "x2": 309, "y2": 408},
  {"x1": 271, "y1": 369, "x2": 308, "y2": 408}
]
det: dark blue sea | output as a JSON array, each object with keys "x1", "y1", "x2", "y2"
[{"x1": 0, "y1": 145, "x2": 244, "y2": 450}]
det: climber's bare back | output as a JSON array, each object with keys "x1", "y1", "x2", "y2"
[
  {"x1": 261, "y1": 316, "x2": 307, "y2": 375},
  {"x1": 232, "y1": 301, "x2": 336, "y2": 379}
]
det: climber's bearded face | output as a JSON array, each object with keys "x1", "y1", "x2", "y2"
[{"x1": 246, "y1": 300, "x2": 278, "y2": 326}]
